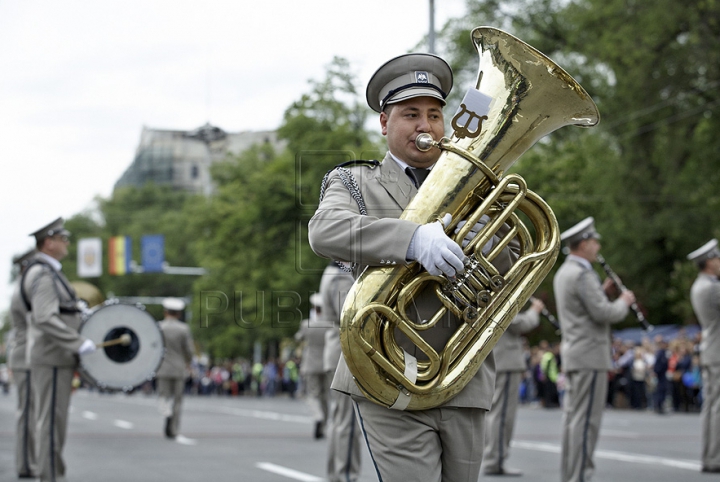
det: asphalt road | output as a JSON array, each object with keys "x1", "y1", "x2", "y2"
[{"x1": 0, "y1": 386, "x2": 710, "y2": 481}]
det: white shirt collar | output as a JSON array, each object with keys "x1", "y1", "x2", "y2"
[
  {"x1": 388, "y1": 151, "x2": 433, "y2": 173},
  {"x1": 567, "y1": 254, "x2": 592, "y2": 270},
  {"x1": 37, "y1": 252, "x2": 62, "y2": 271}
]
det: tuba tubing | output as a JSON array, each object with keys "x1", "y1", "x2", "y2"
[{"x1": 340, "y1": 26, "x2": 600, "y2": 410}]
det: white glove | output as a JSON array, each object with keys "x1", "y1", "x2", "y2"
[
  {"x1": 407, "y1": 214, "x2": 465, "y2": 277},
  {"x1": 455, "y1": 215, "x2": 495, "y2": 255},
  {"x1": 78, "y1": 339, "x2": 97, "y2": 355}
]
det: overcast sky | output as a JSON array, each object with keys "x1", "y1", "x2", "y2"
[{"x1": 0, "y1": 0, "x2": 468, "y2": 315}]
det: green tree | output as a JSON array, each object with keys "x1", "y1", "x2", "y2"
[
  {"x1": 189, "y1": 57, "x2": 380, "y2": 360},
  {"x1": 62, "y1": 184, "x2": 202, "y2": 320},
  {"x1": 441, "y1": 0, "x2": 720, "y2": 328}
]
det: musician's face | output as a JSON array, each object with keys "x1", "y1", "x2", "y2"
[
  {"x1": 578, "y1": 238, "x2": 601, "y2": 262},
  {"x1": 380, "y1": 97, "x2": 445, "y2": 169},
  {"x1": 44, "y1": 234, "x2": 69, "y2": 261},
  {"x1": 708, "y1": 257, "x2": 720, "y2": 276}
]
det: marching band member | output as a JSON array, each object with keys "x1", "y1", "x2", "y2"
[
  {"x1": 482, "y1": 298, "x2": 544, "y2": 476},
  {"x1": 553, "y1": 217, "x2": 635, "y2": 482},
  {"x1": 687, "y1": 239, "x2": 720, "y2": 473},
  {"x1": 23, "y1": 217, "x2": 96, "y2": 482},
  {"x1": 8, "y1": 248, "x2": 38, "y2": 478},
  {"x1": 309, "y1": 52, "x2": 517, "y2": 482},
  {"x1": 156, "y1": 297, "x2": 194, "y2": 440},
  {"x1": 319, "y1": 262, "x2": 362, "y2": 482}
]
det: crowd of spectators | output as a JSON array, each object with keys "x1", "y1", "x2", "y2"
[
  {"x1": 120, "y1": 330, "x2": 705, "y2": 418},
  {"x1": 520, "y1": 331, "x2": 705, "y2": 413}
]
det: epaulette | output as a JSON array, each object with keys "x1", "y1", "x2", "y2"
[{"x1": 317, "y1": 160, "x2": 379, "y2": 275}]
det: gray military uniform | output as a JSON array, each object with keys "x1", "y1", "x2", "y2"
[
  {"x1": 553, "y1": 255, "x2": 629, "y2": 482},
  {"x1": 689, "y1": 273, "x2": 720, "y2": 471},
  {"x1": 9, "y1": 275, "x2": 37, "y2": 477},
  {"x1": 23, "y1": 255, "x2": 85, "y2": 482},
  {"x1": 295, "y1": 314, "x2": 332, "y2": 434},
  {"x1": 156, "y1": 317, "x2": 194, "y2": 438},
  {"x1": 483, "y1": 308, "x2": 540, "y2": 473},
  {"x1": 320, "y1": 263, "x2": 362, "y2": 482},
  {"x1": 309, "y1": 154, "x2": 517, "y2": 482}
]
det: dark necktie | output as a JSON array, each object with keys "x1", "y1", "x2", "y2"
[{"x1": 406, "y1": 167, "x2": 430, "y2": 188}]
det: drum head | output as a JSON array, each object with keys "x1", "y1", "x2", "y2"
[{"x1": 79, "y1": 303, "x2": 165, "y2": 392}]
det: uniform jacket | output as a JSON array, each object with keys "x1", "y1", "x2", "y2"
[
  {"x1": 295, "y1": 316, "x2": 332, "y2": 376},
  {"x1": 308, "y1": 153, "x2": 517, "y2": 410},
  {"x1": 8, "y1": 281, "x2": 31, "y2": 370},
  {"x1": 493, "y1": 309, "x2": 540, "y2": 372},
  {"x1": 553, "y1": 257, "x2": 629, "y2": 371},
  {"x1": 23, "y1": 258, "x2": 83, "y2": 368},
  {"x1": 320, "y1": 264, "x2": 355, "y2": 373},
  {"x1": 689, "y1": 273, "x2": 720, "y2": 366},
  {"x1": 156, "y1": 317, "x2": 194, "y2": 378}
]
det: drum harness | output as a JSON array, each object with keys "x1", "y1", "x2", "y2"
[{"x1": 20, "y1": 259, "x2": 82, "y2": 315}]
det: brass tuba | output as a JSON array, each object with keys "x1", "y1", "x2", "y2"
[{"x1": 339, "y1": 27, "x2": 600, "y2": 410}]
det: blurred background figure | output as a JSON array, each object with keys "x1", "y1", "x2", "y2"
[
  {"x1": 319, "y1": 262, "x2": 362, "y2": 482},
  {"x1": 8, "y1": 248, "x2": 37, "y2": 479},
  {"x1": 294, "y1": 293, "x2": 331, "y2": 439},
  {"x1": 156, "y1": 297, "x2": 194, "y2": 439},
  {"x1": 483, "y1": 297, "x2": 543, "y2": 476},
  {"x1": 687, "y1": 239, "x2": 720, "y2": 473}
]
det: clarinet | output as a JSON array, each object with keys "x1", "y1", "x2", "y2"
[
  {"x1": 530, "y1": 296, "x2": 561, "y2": 334},
  {"x1": 595, "y1": 254, "x2": 653, "y2": 331}
]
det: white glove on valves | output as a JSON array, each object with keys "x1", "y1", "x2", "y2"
[
  {"x1": 407, "y1": 214, "x2": 466, "y2": 277},
  {"x1": 78, "y1": 339, "x2": 97, "y2": 355}
]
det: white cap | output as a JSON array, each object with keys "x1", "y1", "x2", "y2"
[
  {"x1": 560, "y1": 217, "x2": 601, "y2": 245},
  {"x1": 162, "y1": 297, "x2": 186, "y2": 311},
  {"x1": 687, "y1": 239, "x2": 720, "y2": 265}
]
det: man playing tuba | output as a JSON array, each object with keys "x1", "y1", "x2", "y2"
[{"x1": 309, "y1": 53, "x2": 517, "y2": 482}]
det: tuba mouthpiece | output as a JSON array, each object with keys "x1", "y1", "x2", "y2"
[{"x1": 415, "y1": 133, "x2": 436, "y2": 151}]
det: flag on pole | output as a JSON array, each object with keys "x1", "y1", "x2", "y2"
[
  {"x1": 108, "y1": 236, "x2": 131, "y2": 275},
  {"x1": 141, "y1": 235, "x2": 165, "y2": 273},
  {"x1": 77, "y1": 237, "x2": 102, "y2": 277}
]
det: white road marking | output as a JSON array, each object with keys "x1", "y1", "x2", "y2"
[
  {"x1": 256, "y1": 463, "x2": 323, "y2": 481},
  {"x1": 175, "y1": 435, "x2": 198, "y2": 446},
  {"x1": 211, "y1": 406, "x2": 313, "y2": 424},
  {"x1": 82, "y1": 411, "x2": 98, "y2": 420},
  {"x1": 600, "y1": 429, "x2": 640, "y2": 438},
  {"x1": 511, "y1": 440, "x2": 702, "y2": 471},
  {"x1": 113, "y1": 419, "x2": 134, "y2": 429}
]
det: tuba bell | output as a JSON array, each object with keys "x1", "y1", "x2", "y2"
[{"x1": 339, "y1": 26, "x2": 600, "y2": 410}]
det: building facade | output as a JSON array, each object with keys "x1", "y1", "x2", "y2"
[{"x1": 114, "y1": 123, "x2": 283, "y2": 195}]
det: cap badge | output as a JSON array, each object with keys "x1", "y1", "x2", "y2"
[{"x1": 415, "y1": 71, "x2": 429, "y2": 83}]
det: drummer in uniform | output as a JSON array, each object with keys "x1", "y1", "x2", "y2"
[
  {"x1": 156, "y1": 297, "x2": 194, "y2": 439},
  {"x1": 8, "y1": 248, "x2": 38, "y2": 479},
  {"x1": 686, "y1": 239, "x2": 720, "y2": 473},
  {"x1": 22, "y1": 217, "x2": 97, "y2": 482},
  {"x1": 553, "y1": 217, "x2": 635, "y2": 482}
]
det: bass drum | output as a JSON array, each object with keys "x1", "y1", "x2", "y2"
[{"x1": 79, "y1": 302, "x2": 165, "y2": 392}]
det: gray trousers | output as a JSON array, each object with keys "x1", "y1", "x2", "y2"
[
  {"x1": 33, "y1": 365, "x2": 74, "y2": 482},
  {"x1": 157, "y1": 377, "x2": 185, "y2": 437},
  {"x1": 701, "y1": 365, "x2": 720, "y2": 470},
  {"x1": 14, "y1": 369, "x2": 37, "y2": 476},
  {"x1": 327, "y1": 389, "x2": 362, "y2": 482},
  {"x1": 561, "y1": 370, "x2": 607, "y2": 482},
  {"x1": 483, "y1": 371, "x2": 522, "y2": 472},
  {"x1": 354, "y1": 397, "x2": 486, "y2": 482},
  {"x1": 304, "y1": 372, "x2": 329, "y2": 424}
]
